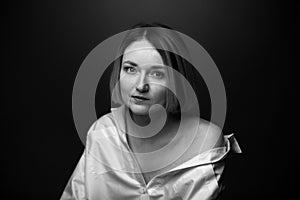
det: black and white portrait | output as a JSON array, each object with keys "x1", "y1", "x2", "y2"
[{"x1": 3, "y1": 1, "x2": 296, "y2": 200}]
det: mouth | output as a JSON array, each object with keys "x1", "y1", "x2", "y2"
[{"x1": 131, "y1": 95, "x2": 150, "y2": 102}]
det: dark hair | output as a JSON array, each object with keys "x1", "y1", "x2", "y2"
[{"x1": 110, "y1": 22, "x2": 196, "y2": 114}]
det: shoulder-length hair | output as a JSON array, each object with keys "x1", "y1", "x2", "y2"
[{"x1": 110, "y1": 22, "x2": 197, "y2": 114}]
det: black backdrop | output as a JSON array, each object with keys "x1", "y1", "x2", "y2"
[{"x1": 4, "y1": 0, "x2": 296, "y2": 199}]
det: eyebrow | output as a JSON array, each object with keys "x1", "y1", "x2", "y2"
[
  {"x1": 122, "y1": 61, "x2": 138, "y2": 66},
  {"x1": 122, "y1": 61, "x2": 166, "y2": 69}
]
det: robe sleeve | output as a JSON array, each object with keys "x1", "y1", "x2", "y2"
[
  {"x1": 60, "y1": 151, "x2": 87, "y2": 200},
  {"x1": 60, "y1": 122, "x2": 99, "y2": 200},
  {"x1": 211, "y1": 134, "x2": 242, "y2": 199}
]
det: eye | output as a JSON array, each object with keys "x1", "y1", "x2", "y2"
[
  {"x1": 123, "y1": 66, "x2": 137, "y2": 74},
  {"x1": 150, "y1": 71, "x2": 165, "y2": 79}
]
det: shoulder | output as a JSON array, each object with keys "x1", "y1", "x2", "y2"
[
  {"x1": 175, "y1": 117, "x2": 225, "y2": 162},
  {"x1": 197, "y1": 119, "x2": 225, "y2": 150},
  {"x1": 85, "y1": 112, "x2": 121, "y2": 147},
  {"x1": 87, "y1": 112, "x2": 116, "y2": 134}
]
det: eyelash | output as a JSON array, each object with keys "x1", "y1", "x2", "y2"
[
  {"x1": 122, "y1": 66, "x2": 165, "y2": 79},
  {"x1": 123, "y1": 66, "x2": 136, "y2": 74},
  {"x1": 150, "y1": 71, "x2": 164, "y2": 78}
]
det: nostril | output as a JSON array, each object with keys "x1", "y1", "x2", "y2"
[{"x1": 136, "y1": 83, "x2": 149, "y2": 93}]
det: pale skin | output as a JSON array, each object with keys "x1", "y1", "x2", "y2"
[{"x1": 118, "y1": 38, "x2": 224, "y2": 184}]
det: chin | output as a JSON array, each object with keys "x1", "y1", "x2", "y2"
[{"x1": 128, "y1": 104, "x2": 150, "y2": 116}]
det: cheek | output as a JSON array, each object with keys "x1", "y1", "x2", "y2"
[
  {"x1": 119, "y1": 77, "x2": 134, "y2": 96},
  {"x1": 152, "y1": 85, "x2": 167, "y2": 99}
]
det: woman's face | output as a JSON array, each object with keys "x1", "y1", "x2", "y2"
[{"x1": 119, "y1": 39, "x2": 169, "y2": 116}]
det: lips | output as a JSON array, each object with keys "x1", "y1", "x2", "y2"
[{"x1": 131, "y1": 95, "x2": 150, "y2": 102}]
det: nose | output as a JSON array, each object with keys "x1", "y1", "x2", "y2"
[
  {"x1": 136, "y1": 83, "x2": 149, "y2": 93},
  {"x1": 136, "y1": 73, "x2": 149, "y2": 93}
]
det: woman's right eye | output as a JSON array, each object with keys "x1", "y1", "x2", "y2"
[{"x1": 123, "y1": 66, "x2": 137, "y2": 74}]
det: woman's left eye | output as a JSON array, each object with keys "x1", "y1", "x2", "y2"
[{"x1": 150, "y1": 71, "x2": 164, "y2": 78}]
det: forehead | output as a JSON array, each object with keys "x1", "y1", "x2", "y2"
[{"x1": 122, "y1": 39, "x2": 164, "y2": 66}]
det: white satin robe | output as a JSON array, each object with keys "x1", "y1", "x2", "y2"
[{"x1": 61, "y1": 106, "x2": 241, "y2": 200}]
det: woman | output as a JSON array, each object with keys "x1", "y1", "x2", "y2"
[{"x1": 61, "y1": 23, "x2": 241, "y2": 200}]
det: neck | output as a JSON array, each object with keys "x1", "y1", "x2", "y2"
[
  {"x1": 125, "y1": 109, "x2": 181, "y2": 153},
  {"x1": 129, "y1": 110, "x2": 151, "y2": 127},
  {"x1": 125, "y1": 107, "x2": 180, "y2": 140}
]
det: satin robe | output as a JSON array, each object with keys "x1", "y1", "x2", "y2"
[{"x1": 61, "y1": 106, "x2": 241, "y2": 200}]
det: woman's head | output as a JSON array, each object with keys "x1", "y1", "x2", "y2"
[{"x1": 110, "y1": 23, "x2": 194, "y2": 115}]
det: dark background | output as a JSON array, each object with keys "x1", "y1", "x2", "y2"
[{"x1": 4, "y1": 0, "x2": 296, "y2": 199}]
